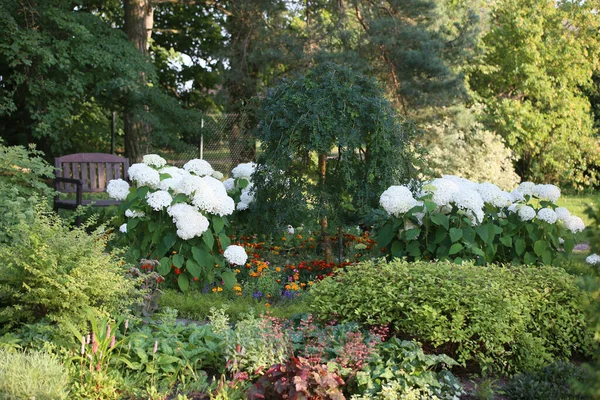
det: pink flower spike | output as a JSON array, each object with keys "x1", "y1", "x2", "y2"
[
  {"x1": 92, "y1": 341, "x2": 99, "y2": 354},
  {"x1": 153, "y1": 340, "x2": 158, "y2": 354},
  {"x1": 106, "y1": 324, "x2": 111, "y2": 339},
  {"x1": 110, "y1": 335, "x2": 116, "y2": 349}
]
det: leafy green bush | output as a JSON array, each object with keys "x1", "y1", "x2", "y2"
[
  {"x1": 0, "y1": 208, "x2": 139, "y2": 342},
  {"x1": 378, "y1": 179, "x2": 583, "y2": 265},
  {"x1": 309, "y1": 259, "x2": 593, "y2": 373},
  {"x1": 0, "y1": 143, "x2": 55, "y2": 243},
  {"x1": 503, "y1": 361, "x2": 592, "y2": 399},
  {"x1": 349, "y1": 338, "x2": 463, "y2": 400},
  {"x1": 0, "y1": 349, "x2": 68, "y2": 399}
]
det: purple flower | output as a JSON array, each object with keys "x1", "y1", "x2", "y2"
[{"x1": 252, "y1": 291, "x2": 263, "y2": 299}]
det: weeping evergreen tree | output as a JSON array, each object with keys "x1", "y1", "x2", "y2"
[{"x1": 250, "y1": 62, "x2": 417, "y2": 261}]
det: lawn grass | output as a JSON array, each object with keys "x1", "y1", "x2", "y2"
[
  {"x1": 159, "y1": 289, "x2": 312, "y2": 323},
  {"x1": 556, "y1": 193, "x2": 600, "y2": 226}
]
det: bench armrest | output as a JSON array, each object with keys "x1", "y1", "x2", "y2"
[{"x1": 54, "y1": 177, "x2": 83, "y2": 207}]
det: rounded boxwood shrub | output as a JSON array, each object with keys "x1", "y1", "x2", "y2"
[{"x1": 309, "y1": 259, "x2": 594, "y2": 373}]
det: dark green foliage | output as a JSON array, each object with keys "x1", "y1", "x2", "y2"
[
  {"x1": 503, "y1": 361, "x2": 593, "y2": 400},
  {"x1": 251, "y1": 62, "x2": 416, "y2": 230},
  {"x1": 351, "y1": 338, "x2": 464, "y2": 399},
  {"x1": 0, "y1": 208, "x2": 139, "y2": 342},
  {"x1": 309, "y1": 259, "x2": 594, "y2": 374}
]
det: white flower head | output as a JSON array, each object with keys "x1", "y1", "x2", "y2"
[
  {"x1": 509, "y1": 189, "x2": 525, "y2": 203},
  {"x1": 106, "y1": 179, "x2": 130, "y2": 201},
  {"x1": 563, "y1": 215, "x2": 585, "y2": 233},
  {"x1": 146, "y1": 190, "x2": 173, "y2": 211},
  {"x1": 223, "y1": 178, "x2": 235, "y2": 193},
  {"x1": 380, "y1": 186, "x2": 419, "y2": 217},
  {"x1": 533, "y1": 184, "x2": 561, "y2": 202},
  {"x1": 451, "y1": 188, "x2": 485, "y2": 225},
  {"x1": 441, "y1": 175, "x2": 479, "y2": 191},
  {"x1": 167, "y1": 203, "x2": 209, "y2": 240},
  {"x1": 477, "y1": 182, "x2": 511, "y2": 208},
  {"x1": 518, "y1": 205, "x2": 536, "y2": 221},
  {"x1": 515, "y1": 182, "x2": 536, "y2": 197},
  {"x1": 586, "y1": 254, "x2": 600, "y2": 265},
  {"x1": 231, "y1": 162, "x2": 256, "y2": 179},
  {"x1": 223, "y1": 245, "x2": 248, "y2": 266},
  {"x1": 183, "y1": 159, "x2": 214, "y2": 177},
  {"x1": 158, "y1": 167, "x2": 186, "y2": 191},
  {"x1": 211, "y1": 170, "x2": 224, "y2": 180},
  {"x1": 128, "y1": 163, "x2": 160, "y2": 188},
  {"x1": 125, "y1": 209, "x2": 145, "y2": 218},
  {"x1": 174, "y1": 175, "x2": 204, "y2": 196},
  {"x1": 142, "y1": 154, "x2": 167, "y2": 168},
  {"x1": 287, "y1": 225, "x2": 295, "y2": 235},
  {"x1": 555, "y1": 207, "x2": 571, "y2": 222},
  {"x1": 119, "y1": 223, "x2": 127, "y2": 233},
  {"x1": 537, "y1": 208, "x2": 558, "y2": 224},
  {"x1": 191, "y1": 176, "x2": 235, "y2": 216},
  {"x1": 421, "y1": 178, "x2": 460, "y2": 207}
]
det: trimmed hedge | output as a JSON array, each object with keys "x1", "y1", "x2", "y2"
[{"x1": 309, "y1": 259, "x2": 594, "y2": 373}]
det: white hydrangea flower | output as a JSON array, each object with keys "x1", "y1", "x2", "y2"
[
  {"x1": 223, "y1": 178, "x2": 235, "y2": 193},
  {"x1": 119, "y1": 223, "x2": 127, "y2": 233},
  {"x1": 515, "y1": 182, "x2": 535, "y2": 196},
  {"x1": 563, "y1": 215, "x2": 585, "y2": 233},
  {"x1": 380, "y1": 186, "x2": 419, "y2": 217},
  {"x1": 183, "y1": 159, "x2": 214, "y2": 176},
  {"x1": 533, "y1": 184, "x2": 561, "y2": 202},
  {"x1": 421, "y1": 178, "x2": 459, "y2": 206},
  {"x1": 142, "y1": 154, "x2": 167, "y2": 168},
  {"x1": 190, "y1": 176, "x2": 235, "y2": 217},
  {"x1": 157, "y1": 167, "x2": 186, "y2": 191},
  {"x1": 555, "y1": 207, "x2": 571, "y2": 222},
  {"x1": 231, "y1": 162, "x2": 256, "y2": 179},
  {"x1": 441, "y1": 175, "x2": 479, "y2": 190},
  {"x1": 128, "y1": 163, "x2": 160, "y2": 188},
  {"x1": 167, "y1": 203, "x2": 210, "y2": 240},
  {"x1": 174, "y1": 175, "x2": 204, "y2": 196},
  {"x1": 223, "y1": 245, "x2": 248, "y2": 266},
  {"x1": 146, "y1": 190, "x2": 173, "y2": 211},
  {"x1": 537, "y1": 208, "x2": 558, "y2": 224},
  {"x1": 451, "y1": 188, "x2": 485, "y2": 224},
  {"x1": 586, "y1": 254, "x2": 600, "y2": 265},
  {"x1": 125, "y1": 209, "x2": 145, "y2": 218},
  {"x1": 106, "y1": 179, "x2": 130, "y2": 201},
  {"x1": 237, "y1": 201, "x2": 249, "y2": 211},
  {"x1": 507, "y1": 203, "x2": 520, "y2": 214},
  {"x1": 518, "y1": 206, "x2": 536, "y2": 221},
  {"x1": 509, "y1": 189, "x2": 525, "y2": 203},
  {"x1": 211, "y1": 170, "x2": 224, "y2": 180},
  {"x1": 477, "y1": 182, "x2": 511, "y2": 208}
]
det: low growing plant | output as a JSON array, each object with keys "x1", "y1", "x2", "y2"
[{"x1": 309, "y1": 259, "x2": 594, "y2": 373}]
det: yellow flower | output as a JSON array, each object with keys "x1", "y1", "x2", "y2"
[
  {"x1": 281, "y1": 237, "x2": 287, "y2": 241},
  {"x1": 235, "y1": 269, "x2": 241, "y2": 273},
  {"x1": 275, "y1": 267, "x2": 281, "y2": 272},
  {"x1": 212, "y1": 287, "x2": 217, "y2": 292},
  {"x1": 265, "y1": 303, "x2": 271, "y2": 307}
]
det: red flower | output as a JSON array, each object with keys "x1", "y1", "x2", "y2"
[{"x1": 174, "y1": 268, "x2": 181, "y2": 275}]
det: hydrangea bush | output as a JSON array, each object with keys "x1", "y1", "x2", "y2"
[
  {"x1": 223, "y1": 162, "x2": 256, "y2": 211},
  {"x1": 378, "y1": 175, "x2": 584, "y2": 265},
  {"x1": 107, "y1": 154, "x2": 247, "y2": 291}
]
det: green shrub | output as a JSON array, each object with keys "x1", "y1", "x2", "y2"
[
  {"x1": 502, "y1": 361, "x2": 592, "y2": 399},
  {"x1": 0, "y1": 349, "x2": 69, "y2": 399},
  {"x1": 0, "y1": 142, "x2": 55, "y2": 243},
  {"x1": 0, "y1": 207, "x2": 139, "y2": 342},
  {"x1": 309, "y1": 259, "x2": 594, "y2": 373}
]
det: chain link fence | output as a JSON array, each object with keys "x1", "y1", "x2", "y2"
[{"x1": 158, "y1": 113, "x2": 256, "y2": 176}]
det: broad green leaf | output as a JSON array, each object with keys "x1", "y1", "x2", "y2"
[
  {"x1": 391, "y1": 241, "x2": 404, "y2": 258},
  {"x1": 430, "y1": 213, "x2": 449, "y2": 230},
  {"x1": 221, "y1": 270, "x2": 236, "y2": 289},
  {"x1": 178, "y1": 273, "x2": 190, "y2": 292},
  {"x1": 470, "y1": 247, "x2": 485, "y2": 257},
  {"x1": 406, "y1": 241, "x2": 421, "y2": 257},
  {"x1": 126, "y1": 218, "x2": 140, "y2": 231},
  {"x1": 186, "y1": 259, "x2": 201, "y2": 278},
  {"x1": 212, "y1": 216, "x2": 225, "y2": 235},
  {"x1": 159, "y1": 173, "x2": 172, "y2": 180},
  {"x1": 563, "y1": 238, "x2": 575, "y2": 254},
  {"x1": 449, "y1": 243, "x2": 464, "y2": 255},
  {"x1": 475, "y1": 225, "x2": 489, "y2": 243},
  {"x1": 219, "y1": 233, "x2": 231, "y2": 249},
  {"x1": 515, "y1": 238, "x2": 526, "y2": 256},
  {"x1": 533, "y1": 240, "x2": 547, "y2": 257},
  {"x1": 172, "y1": 254, "x2": 185, "y2": 268},
  {"x1": 163, "y1": 232, "x2": 177, "y2": 250},
  {"x1": 135, "y1": 186, "x2": 150, "y2": 199},
  {"x1": 500, "y1": 236, "x2": 512, "y2": 247},
  {"x1": 424, "y1": 200, "x2": 436, "y2": 212},
  {"x1": 433, "y1": 228, "x2": 447, "y2": 244},
  {"x1": 524, "y1": 252, "x2": 537, "y2": 265},
  {"x1": 203, "y1": 229, "x2": 214, "y2": 250},
  {"x1": 542, "y1": 251, "x2": 552, "y2": 265},
  {"x1": 404, "y1": 228, "x2": 421, "y2": 241},
  {"x1": 377, "y1": 223, "x2": 395, "y2": 249},
  {"x1": 449, "y1": 228, "x2": 463, "y2": 242},
  {"x1": 172, "y1": 193, "x2": 189, "y2": 204},
  {"x1": 158, "y1": 257, "x2": 171, "y2": 275}
]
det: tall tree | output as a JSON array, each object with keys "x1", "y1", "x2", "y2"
[{"x1": 468, "y1": 0, "x2": 600, "y2": 188}]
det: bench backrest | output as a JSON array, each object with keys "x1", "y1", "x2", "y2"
[{"x1": 55, "y1": 153, "x2": 129, "y2": 193}]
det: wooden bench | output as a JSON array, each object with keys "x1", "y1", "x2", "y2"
[{"x1": 53, "y1": 153, "x2": 129, "y2": 225}]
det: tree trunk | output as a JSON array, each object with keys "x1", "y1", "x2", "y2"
[
  {"x1": 123, "y1": 0, "x2": 153, "y2": 162},
  {"x1": 319, "y1": 152, "x2": 333, "y2": 263}
]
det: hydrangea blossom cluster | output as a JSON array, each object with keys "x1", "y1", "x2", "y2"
[
  {"x1": 224, "y1": 162, "x2": 257, "y2": 211},
  {"x1": 223, "y1": 245, "x2": 248, "y2": 266},
  {"x1": 380, "y1": 176, "x2": 583, "y2": 231},
  {"x1": 586, "y1": 254, "x2": 600, "y2": 265},
  {"x1": 107, "y1": 157, "x2": 235, "y2": 241}
]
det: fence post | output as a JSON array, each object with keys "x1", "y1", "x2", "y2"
[{"x1": 199, "y1": 118, "x2": 204, "y2": 159}]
